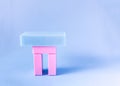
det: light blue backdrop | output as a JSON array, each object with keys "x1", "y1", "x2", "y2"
[{"x1": 0, "y1": 0, "x2": 120, "y2": 86}]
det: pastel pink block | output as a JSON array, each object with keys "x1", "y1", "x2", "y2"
[
  {"x1": 48, "y1": 54, "x2": 56, "y2": 75},
  {"x1": 33, "y1": 54, "x2": 42, "y2": 76},
  {"x1": 32, "y1": 46, "x2": 56, "y2": 76},
  {"x1": 32, "y1": 46, "x2": 56, "y2": 54}
]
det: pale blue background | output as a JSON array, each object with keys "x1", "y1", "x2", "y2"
[{"x1": 0, "y1": 0, "x2": 120, "y2": 86}]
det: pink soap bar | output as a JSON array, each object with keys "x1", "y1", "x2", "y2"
[
  {"x1": 32, "y1": 46, "x2": 56, "y2": 54},
  {"x1": 48, "y1": 54, "x2": 56, "y2": 75},
  {"x1": 33, "y1": 54, "x2": 42, "y2": 76},
  {"x1": 32, "y1": 46, "x2": 56, "y2": 76}
]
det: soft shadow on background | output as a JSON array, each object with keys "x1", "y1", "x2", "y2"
[{"x1": 57, "y1": 54, "x2": 105, "y2": 75}]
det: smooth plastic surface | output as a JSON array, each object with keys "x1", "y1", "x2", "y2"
[
  {"x1": 32, "y1": 46, "x2": 56, "y2": 76},
  {"x1": 32, "y1": 46, "x2": 56, "y2": 54},
  {"x1": 48, "y1": 54, "x2": 56, "y2": 75},
  {"x1": 20, "y1": 32, "x2": 66, "y2": 46},
  {"x1": 33, "y1": 54, "x2": 42, "y2": 76}
]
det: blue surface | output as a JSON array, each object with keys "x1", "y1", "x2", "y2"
[
  {"x1": 0, "y1": 0, "x2": 120, "y2": 86},
  {"x1": 20, "y1": 32, "x2": 66, "y2": 46}
]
